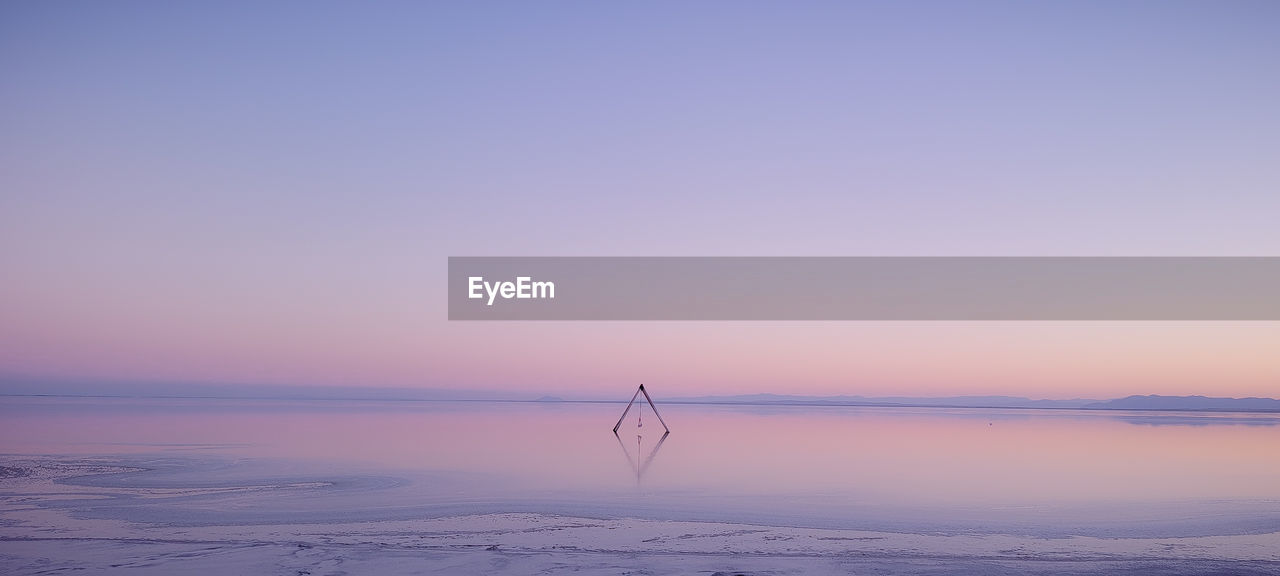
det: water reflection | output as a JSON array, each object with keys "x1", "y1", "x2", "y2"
[
  {"x1": 615, "y1": 430, "x2": 669, "y2": 484},
  {"x1": 1107, "y1": 413, "x2": 1280, "y2": 427},
  {"x1": 4, "y1": 397, "x2": 1280, "y2": 513}
]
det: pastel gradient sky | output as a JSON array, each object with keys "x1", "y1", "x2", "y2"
[{"x1": 2, "y1": 2, "x2": 1278, "y2": 399}]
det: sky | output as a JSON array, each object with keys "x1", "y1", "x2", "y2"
[{"x1": 2, "y1": 1, "x2": 1278, "y2": 399}]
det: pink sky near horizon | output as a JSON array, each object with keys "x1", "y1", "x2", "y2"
[{"x1": 3, "y1": 306, "x2": 1278, "y2": 399}]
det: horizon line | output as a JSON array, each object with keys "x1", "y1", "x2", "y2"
[{"x1": 3, "y1": 390, "x2": 1279, "y2": 414}]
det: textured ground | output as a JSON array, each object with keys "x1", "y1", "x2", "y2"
[{"x1": 2, "y1": 456, "x2": 1278, "y2": 575}]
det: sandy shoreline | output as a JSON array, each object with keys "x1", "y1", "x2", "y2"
[{"x1": 2, "y1": 455, "x2": 1279, "y2": 575}]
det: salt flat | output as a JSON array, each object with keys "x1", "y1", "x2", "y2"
[{"x1": 3, "y1": 455, "x2": 1278, "y2": 575}]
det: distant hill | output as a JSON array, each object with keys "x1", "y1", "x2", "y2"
[{"x1": 1085, "y1": 395, "x2": 1280, "y2": 412}]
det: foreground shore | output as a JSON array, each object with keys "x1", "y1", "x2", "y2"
[{"x1": 2, "y1": 456, "x2": 1278, "y2": 575}]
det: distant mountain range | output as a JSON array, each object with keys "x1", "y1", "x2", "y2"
[{"x1": 1084, "y1": 395, "x2": 1280, "y2": 412}]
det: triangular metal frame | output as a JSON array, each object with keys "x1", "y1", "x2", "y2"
[{"x1": 612, "y1": 384, "x2": 669, "y2": 434}]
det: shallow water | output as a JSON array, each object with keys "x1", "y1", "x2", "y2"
[{"x1": 2, "y1": 396, "x2": 1279, "y2": 537}]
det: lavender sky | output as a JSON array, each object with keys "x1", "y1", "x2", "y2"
[{"x1": 2, "y1": 2, "x2": 1278, "y2": 399}]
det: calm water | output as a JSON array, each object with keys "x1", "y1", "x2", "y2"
[{"x1": 3, "y1": 396, "x2": 1279, "y2": 536}]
